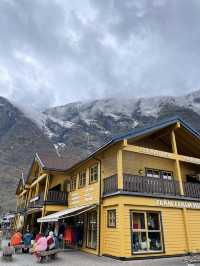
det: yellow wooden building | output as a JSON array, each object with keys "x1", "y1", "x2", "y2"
[{"x1": 16, "y1": 116, "x2": 200, "y2": 259}]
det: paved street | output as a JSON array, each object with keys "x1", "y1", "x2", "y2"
[
  {"x1": 0, "y1": 249, "x2": 197, "y2": 266},
  {"x1": 0, "y1": 240, "x2": 198, "y2": 266}
]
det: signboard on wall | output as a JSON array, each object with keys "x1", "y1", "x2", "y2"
[{"x1": 156, "y1": 199, "x2": 200, "y2": 209}]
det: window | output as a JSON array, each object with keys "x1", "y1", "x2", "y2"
[
  {"x1": 79, "y1": 170, "x2": 86, "y2": 188},
  {"x1": 107, "y1": 210, "x2": 116, "y2": 228},
  {"x1": 89, "y1": 164, "x2": 98, "y2": 183},
  {"x1": 87, "y1": 211, "x2": 97, "y2": 249},
  {"x1": 131, "y1": 211, "x2": 163, "y2": 254},
  {"x1": 146, "y1": 168, "x2": 173, "y2": 180},
  {"x1": 71, "y1": 177, "x2": 77, "y2": 191},
  {"x1": 146, "y1": 169, "x2": 160, "y2": 178},
  {"x1": 161, "y1": 171, "x2": 172, "y2": 180}
]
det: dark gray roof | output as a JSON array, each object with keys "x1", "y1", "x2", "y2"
[
  {"x1": 36, "y1": 152, "x2": 68, "y2": 171},
  {"x1": 64, "y1": 115, "x2": 200, "y2": 172},
  {"x1": 25, "y1": 116, "x2": 200, "y2": 181},
  {"x1": 112, "y1": 115, "x2": 200, "y2": 142}
]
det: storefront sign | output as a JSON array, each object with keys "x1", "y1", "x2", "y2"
[{"x1": 156, "y1": 199, "x2": 200, "y2": 209}]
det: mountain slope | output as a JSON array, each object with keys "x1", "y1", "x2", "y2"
[
  {"x1": 0, "y1": 97, "x2": 55, "y2": 211},
  {"x1": 42, "y1": 89, "x2": 200, "y2": 158},
  {"x1": 1, "y1": 89, "x2": 200, "y2": 212}
]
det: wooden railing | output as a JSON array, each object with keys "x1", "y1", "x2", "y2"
[
  {"x1": 103, "y1": 174, "x2": 181, "y2": 196},
  {"x1": 123, "y1": 174, "x2": 181, "y2": 196},
  {"x1": 103, "y1": 174, "x2": 200, "y2": 199},
  {"x1": 46, "y1": 190, "x2": 67, "y2": 204},
  {"x1": 103, "y1": 175, "x2": 118, "y2": 195},
  {"x1": 184, "y1": 182, "x2": 200, "y2": 198},
  {"x1": 28, "y1": 190, "x2": 67, "y2": 208}
]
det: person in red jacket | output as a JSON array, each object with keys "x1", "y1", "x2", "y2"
[{"x1": 10, "y1": 231, "x2": 22, "y2": 246}]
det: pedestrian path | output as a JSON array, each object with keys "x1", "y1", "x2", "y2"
[{"x1": 0, "y1": 249, "x2": 193, "y2": 266}]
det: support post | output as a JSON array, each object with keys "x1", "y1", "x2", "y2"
[
  {"x1": 117, "y1": 149, "x2": 123, "y2": 190},
  {"x1": 40, "y1": 175, "x2": 49, "y2": 232},
  {"x1": 36, "y1": 180, "x2": 40, "y2": 196},
  {"x1": 171, "y1": 129, "x2": 184, "y2": 195},
  {"x1": 171, "y1": 127, "x2": 191, "y2": 253}
]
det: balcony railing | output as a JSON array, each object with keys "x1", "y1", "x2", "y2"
[
  {"x1": 123, "y1": 174, "x2": 181, "y2": 196},
  {"x1": 28, "y1": 190, "x2": 67, "y2": 208},
  {"x1": 103, "y1": 174, "x2": 200, "y2": 199},
  {"x1": 184, "y1": 182, "x2": 200, "y2": 198},
  {"x1": 103, "y1": 175, "x2": 118, "y2": 195}
]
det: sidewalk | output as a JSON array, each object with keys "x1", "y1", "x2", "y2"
[{"x1": 0, "y1": 248, "x2": 193, "y2": 266}]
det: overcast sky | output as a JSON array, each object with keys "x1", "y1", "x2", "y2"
[{"x1": 0, "y1": 0, "x2": 200, "y2": 110}]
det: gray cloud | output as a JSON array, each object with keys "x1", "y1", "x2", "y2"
[{"x1": 0, "y1": 0, "x2": 200, "y2": 110}]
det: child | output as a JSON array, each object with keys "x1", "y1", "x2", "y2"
[{"x1": 2, "y1": 242, "x2": 14, "y2": 261}]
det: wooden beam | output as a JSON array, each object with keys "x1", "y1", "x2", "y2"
[
  {"x1": 117, "y1": 149, "x2": 123, "y2": 190},
  {"x1": 123, "y1": 145, "x2": 200, "y2": 165},
  {"x1": 171, "y1": 130, "x2": 178, "y2": 154},
  {"x1": 175, "y1": 159, "x2": 184, "y2": 195},
  {"x1": 30, "y1": 174, "x2": 47, "y2": 188},
  {"x1": 171, "y1": 130, "x2": 186, "y2": 195},
  {"x1": 40, "y1": 175, "x2": 50, "y2": 232}
]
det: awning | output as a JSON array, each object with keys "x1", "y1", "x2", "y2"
[
  {"x1": 26, "y1": 208, "x2": 42, "y2": 215},
  {"x1": 37, "y1": 204, "x2": 97, "y2": 223}
]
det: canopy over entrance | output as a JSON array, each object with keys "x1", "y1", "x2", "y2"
[{"x1": 37, "y1": 204, "x2": 97, "y2": 223}]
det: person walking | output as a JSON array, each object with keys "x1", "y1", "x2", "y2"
[
  {"x1": 22, "y1": 230, "x2": 33, "y2": 253},
  {"x1": 0, "y1": 228, "x2": 3, "y2": 250}
]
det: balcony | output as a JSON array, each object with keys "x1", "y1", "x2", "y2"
[
  {"x1": 103, "y1": 174, "x2": 200, "y2": 199},
  {"x1": 17, "y1": 206, "x2": 27, "y2": 213},
  {"x1": 28, "y1": 190, "x2": 68, "y2": 209}
]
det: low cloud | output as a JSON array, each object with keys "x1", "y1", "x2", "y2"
[{"x1": 0, "y1": 0, "x2": 200, "y2": 110}]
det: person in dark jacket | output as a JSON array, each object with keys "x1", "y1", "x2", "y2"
[{"x1": 22, "y1": 230, "x2": 33, "y2": 253}]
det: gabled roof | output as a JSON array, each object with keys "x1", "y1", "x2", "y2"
[
  {"x1": 112, "y1": 115, "x2": 200, "y2": 143},
  {"x1": 23, "y1": 116, "x2": 200, "y2": 185},
  {"x1": 63, "y1": 115, "x2": 200, "y2": 172},
  {"x1": 36, "y1": 152, "x2": 68, "y2": 171}
]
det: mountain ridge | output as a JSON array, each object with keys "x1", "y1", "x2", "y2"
[{"x1": 1, "y1": 89, "x2": 200, "y2": 211}]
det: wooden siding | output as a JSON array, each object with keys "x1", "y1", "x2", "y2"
[
  {"x1": 101, "y1": 204, "x2": 120, "y2": 256},
  {"x1": 102, "y1": 196, "x2": 200, "y2": 258},
  {"x1": 187, "y1": 210, "x2": 200, "y2": 252},
  {"x1": 67, "y1": 161, "x2": 100, "y2": 208},
  {"x1": 123, "y1": 151, "x2": 177, "y2": 180}
]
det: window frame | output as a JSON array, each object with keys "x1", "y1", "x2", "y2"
[
  {"x1": 86, "y1": 210, "x2": 97, "y2": 250},
  {"x1": 78, "y1": 170, "x2": 86, "y2": 188},
  {"x1": 107, "y1": 209, "x2": 116, "y2": 228},
  {"x1": 89, "y1": 164, "x2": 98, "y2": 184},
  {"x1": 145, "y1": 168, "x2": 173, "y2": 181},
  {"x1": 70, "y1": 176, "x2": 77, "y2": 191},
  {"x1": 130, "y1": 210, "x2": 164, "y2": 255}
]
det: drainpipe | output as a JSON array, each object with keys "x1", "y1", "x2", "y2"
[{"x1": 93, "y1": 156, "x2": 102, "y2": 256}]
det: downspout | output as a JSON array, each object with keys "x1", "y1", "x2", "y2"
[{"x1": 93, "y1": 156, "x2": 102, "y2": 256}]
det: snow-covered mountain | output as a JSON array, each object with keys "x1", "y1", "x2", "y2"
[
  {"x1": 41, "y1": 89, "x2": 200, "y2": 157},
  {"x1": 1, "y1": 89, "x2": 200, "y2": 211}
]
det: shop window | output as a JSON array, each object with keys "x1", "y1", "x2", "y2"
[
  {"x1": 89, "y1": 164, "x2": 98, "y2": 183},
  {"x1": 146, "y1": 168, "x2": 173, "y2": 180},
  {"x1": 87, "y1": 211, "x2": 97, "y2": 249},
  {"x1": 131, "y1": 211, "x2": 163, "y2": 254},
  {"x1": 107, "y1": 209, "x2": 116, "y2": 228},
  {"x1": 71, "y1": 177, "x2": 77, "y2": 191},
  {"x1": 79, "y1": 170, "x2": 86, "y2": 188}
]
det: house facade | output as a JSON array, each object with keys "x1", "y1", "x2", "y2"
[{"x1": 15, "y1": 117, "x2": 200, "y2": 259}]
